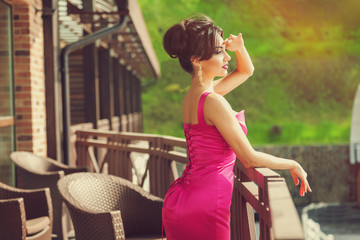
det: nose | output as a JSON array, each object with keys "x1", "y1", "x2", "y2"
[{"x1": 225, "y1": 51, "x2": 231, "y2": 61}]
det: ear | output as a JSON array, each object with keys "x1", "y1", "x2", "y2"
[{"x1": 190, "y1": 56, "x2": 201, "y2": 66}]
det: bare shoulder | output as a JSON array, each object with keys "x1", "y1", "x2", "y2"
[
  {"x1": 204, "y1": 92, "x2": 234, "y2": 125},
  {"x1": 204, "y1": 92, "x2": 232, "y2": 112}
]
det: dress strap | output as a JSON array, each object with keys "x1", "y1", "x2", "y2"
[{"x1": 197, "y1": 92, "x2": 212, "y2": 125}]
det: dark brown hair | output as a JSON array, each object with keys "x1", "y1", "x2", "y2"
[{"x1": 163, "y1": 14, "x2": 223, "y2": 74}]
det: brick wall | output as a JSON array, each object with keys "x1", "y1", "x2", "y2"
[{"x1": 11, "y1": 0, "x2": 47, "y2": 156}]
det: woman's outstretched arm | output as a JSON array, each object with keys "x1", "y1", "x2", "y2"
[
  {"x1": 214, "y1": 33, "x2": 255, "y2": 96},
  {"x1": 204, "y1": 93, "x2": 312, "y2": 196}
]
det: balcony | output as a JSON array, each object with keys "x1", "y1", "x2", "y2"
[{"x1": 71, "y1": 126, "x2": 305, "y2": 240}]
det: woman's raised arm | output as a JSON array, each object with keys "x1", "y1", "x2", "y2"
[{"x1": 214, "y1": 33, "x2": 255, "y2": 96}]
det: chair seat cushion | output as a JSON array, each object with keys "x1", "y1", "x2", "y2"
[{"x1": 26, "y1": 216, "x2": 50, "y2": 235}]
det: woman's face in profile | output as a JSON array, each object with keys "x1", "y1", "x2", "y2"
[{"x1": 201, "y1": 34, "x2": 231, "y2": 79}]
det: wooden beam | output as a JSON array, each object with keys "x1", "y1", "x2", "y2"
[
  {"x1": 118, "y1": 64, "x2": 126, "y2": 116},
  {"x1": 136, "y1": 77, "x2": 143, "y2": 132},
  {"x1": 43, "y1": 0, "x2": 62, "y2": 161},
  {"x1": 128, "y1": 0, "x2": 160, "y2": 78},
  {"x1": 135, "y1": 77, "x2": 140, "y2": 112},
  {"x1": 131, "y1": 73, "x2": 136, "y2": 114},
  {"x1": 98, "y1": 47, "x2": 114, "y2": 125},
  {"x1": 67, "y1": 1, "x2": 128, "y2": 16},
  {"x1": 83, "y1": 43, "x2": 100, "y2": 128},
  {"x1": 113, "y1": 57, "x2": 120, "y2": 116},
  {"x1": 82, "y1": 0, "x2": 99, "y2": 128},
  {"x1": 125, "y1": 70, "x2": 131, "y2": 114}
]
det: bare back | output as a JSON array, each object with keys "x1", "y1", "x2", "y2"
[
  {"x1": 182, "y1": 91, "x2": 238, "y2": 126},
  {"x1": 182, "y1": 91, "x2": 214, "y2": 126}
]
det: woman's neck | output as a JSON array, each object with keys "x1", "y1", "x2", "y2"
[{"x1": 190, "y1": 75, "x2": 214, "y2": 93}]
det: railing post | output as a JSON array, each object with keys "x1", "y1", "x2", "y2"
[
  {"x1": 148, "y1": 136, "x2": 162, "y2": 197},
  {"x1": 239, "y1": 169, "x2": 255, "y2": 240}
]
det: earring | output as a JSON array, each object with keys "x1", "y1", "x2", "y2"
[{"x1": 198, "y1": 65, "x2": 203, "y2": 84}]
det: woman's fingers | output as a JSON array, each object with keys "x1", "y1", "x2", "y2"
[
  {"x1": 299, "y1": 176, "x2": 312, "y2": 196},
  {"x1": 291, "y1": 166, "x2": 312, "y2": 196},
  {"x1": 300, "y1": 181, "x2": 306, "y2": 196},
  {"x1": 290, "y1": 169, "x2": 299, "y2": 186},
  {"x1": 227, "y1": 33, "x2": 243, "y2": 39},
  {"x1": 224, "y1": 39, "x2": 233, "y2": 47},
  {"x1": 304, "y1": 179, "x2": 312, "y2": 193},
  {"x1": 292, "y1": 174, "x2": 299, "y2": 186},
  {"x1": 301, "y1": 170, "x2": 311, "y2": 194},
  {"x1": 225, "y1": 33, "x2": 245, "y2": 51}
]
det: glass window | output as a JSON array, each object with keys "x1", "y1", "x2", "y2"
[
  {"x1": 0, "y1": 126, "x2": 14, "y2": 185},
  {"x1": 0, "y1": 1, "x2": 15, "y2": 186}
]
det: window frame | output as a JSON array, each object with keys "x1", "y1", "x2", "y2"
[{"x1": 0, "y1": 0, "x2": 15, "y2": 131}]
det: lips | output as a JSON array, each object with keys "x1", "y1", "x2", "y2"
[{"x1": 222, "y1": 64, "x2": 228, "y2": 69}]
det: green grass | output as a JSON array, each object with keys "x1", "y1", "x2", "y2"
[
  {"x1": 247, "y1": 121, "x2": 351, "y2": 146},
  {"x1": 142, "y1": 55, "x2": 359, "y2": 145},
  {"x1": 138, "y1": 0, "x2": 360, "y2": 145}
]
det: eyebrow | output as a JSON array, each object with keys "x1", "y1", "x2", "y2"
[{"x1": 215, "y1": 46, "x2": 224, "y2": 49}]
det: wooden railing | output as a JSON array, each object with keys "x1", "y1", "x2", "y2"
[
  {"x1": 232, "y1": 164, "x2": 304, "y2": 240},
  {"x1": 69, "y1": 113, "x2": 143, "y2": 166},
  {"x1": 74, "y1": 129, "x2": 304, "y2": 240}
]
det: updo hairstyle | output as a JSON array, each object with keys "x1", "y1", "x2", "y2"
[{"x1": 163, "y1": 14, "x2": 223, "y2": 75}]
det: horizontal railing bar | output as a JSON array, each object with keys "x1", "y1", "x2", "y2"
[
  {"x1": 76, "y1": 130, "x2": 187, "y2": 146},
  {"x1": 162, "y1": 151, "x2": 188, "y2": 164},
  {"x1": 237, "y1": 163, "x2": 280, "y2": 188},
  {"x1": 77, "y1": 140, "x2": 156, "y2": 153},
  {"x1": 76, "y1": 129, "x2": 160, "y2": 140},
  {"x1": 268, "y1": 181, "x2": 304, "y2": 239},
  {"x1": 77, "y1": 140, "x2": 188, "y2": 162},
  {"x1": 161, "y1": 136, "x2": 187, "y2": 148},
  {"x1": 76, "y1": 140, "x2": 188, "y2": 166}
]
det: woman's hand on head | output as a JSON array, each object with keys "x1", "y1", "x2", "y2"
[
  {"x1": 223, "y1": 33, "x2": 244, "y2": 52},
  {"x1": 290, "y1": 162, "x2": 312, "y2": 196}
]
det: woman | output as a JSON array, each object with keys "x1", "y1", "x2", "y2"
[{"x1": 162, "y1": 14, "x2": 311, "y2": 240}]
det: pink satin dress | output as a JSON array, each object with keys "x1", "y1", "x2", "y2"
[{"x1": 162, "y1": 92, "x2": 248, "y2": 240}]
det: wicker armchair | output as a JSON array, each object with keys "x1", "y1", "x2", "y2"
[
  {"x1": 57, "y1": 172, "x2": 164, "y2": 240},
  {"x1": 11, "y1": 151, "x2": 87, "y2": 240},
  {"x1": 0, "y1": 181, "x2": 52, "y2": 240}
]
